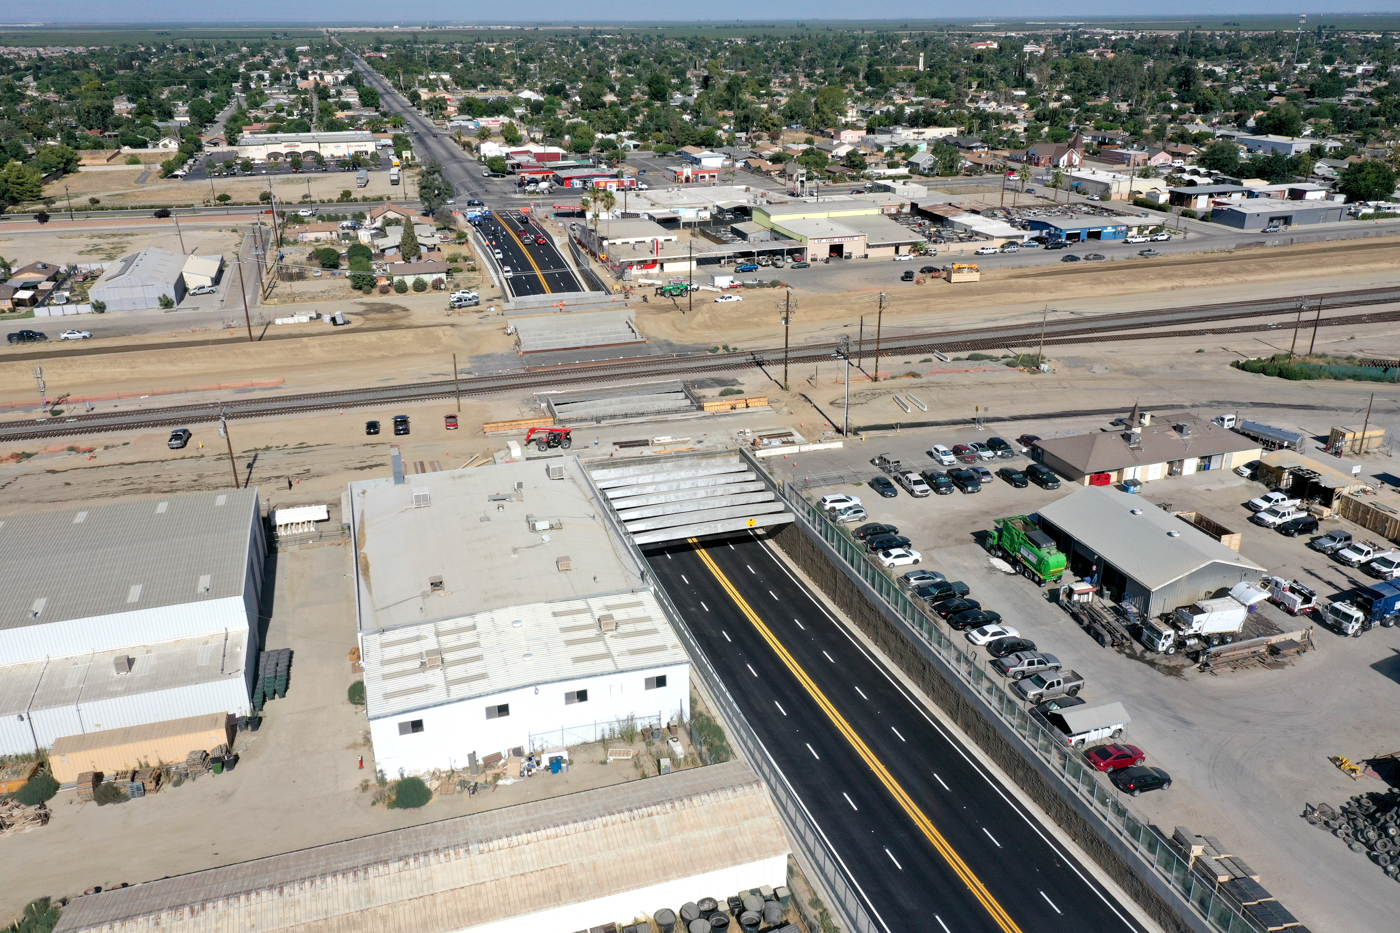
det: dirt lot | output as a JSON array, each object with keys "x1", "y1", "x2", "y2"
[
  {"x1": 39, "y1": 163, "x2": 405, "y2": 209},
  {"x1": 0, "y1": 225, "x2": 245, "y2": 269},
  {"x1": 0, "y1": 543, "x2": 704, "y2": 922}
]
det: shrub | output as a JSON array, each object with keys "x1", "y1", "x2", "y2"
[
  {"x1": 1179, "y1": 208, "x2": 1198, "y2": 219},
  {"x1": 216, "y1": 193, "x2": 231, "y2": 203},
  {"x1": 15, "y1": 771, "x2": 58, "y2": 806},
  {"x1": 5, "y1": 897, "x2": 61, "y2": 933},
  {"x1": 347, "y1": 680, "x2": 366, "y2": 705},
  {"x1": 718, "y1": 387, "x2": 744, "y2": 396},
  {"x1": 392, "y1": 278, "x2": 408, "y2": 294},
  {"x1": 965, "y1": 352, "x2": 998, "y2": 361},
  {"x1": 314, "y1": 247, "x2": 341, "y2": 269},
  {"x1": 125, "y1": 154, "x2": 142, "y2": 165},
  {"x1": 412, "y1": 277, "x2": 428, "y2": 292},
  {"x1": 33, "y1": 211, "x2": 49, "y2": 224},
  {"x1": 93, "y1": 781, "x2": 129, "y2": 806},
  {"x1": 90, "y1": 300, "x2": 106, "y2": 313},
  {"x1": 690, "y1": 709, "x2": 733, "y2": 763},
  {"x1": 158, "y1": 294, "x2": 174, "y2": 309},
  {"x1": 388, "y1": 776, "x2": 432, "y2": 809}
]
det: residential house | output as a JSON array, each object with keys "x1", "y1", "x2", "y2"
[
  {"x1": 383, "y1": 260, "x2": 447, "y2": 287},
  {"x1": 948, "y1": 136, "x2": 987, "y2": 152},
  {"x1": 296, "y1": 222, "x2": 347, "y2": 243},
  {"x1": 1025, "y1": 134, "x2": 1085, "y2": 168}
]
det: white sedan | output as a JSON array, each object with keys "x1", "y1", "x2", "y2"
[
  {"x1": 819, "y1": 493, "x2": 862, "y2": 511},
  {"x1": 966, "y1": 624, "x2": 1021, "y2": 646},
  {"x1": 893, "y1": 254, "x2": 913, "y2": 261},
  {"x1": 714, "y1": 294, "x2": 743, "y2": 303},
  {"x1": 877, "y1": 547, "x2": 921, "y2": 568},
  {"x1": 59, "y1": 329, "x2": 92, "y2": 340}
]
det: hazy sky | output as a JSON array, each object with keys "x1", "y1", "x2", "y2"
[{"x1": 11, "y1": 1, "x2": 1400, "y2": 26}]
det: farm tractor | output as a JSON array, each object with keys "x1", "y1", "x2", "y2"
[{"x1": 525, "y1": 427, "x2": 573, "y2": 451}]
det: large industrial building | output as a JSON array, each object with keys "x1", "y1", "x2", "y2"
[
  {"x1": 0, "y1": 490, "x2": 265, "y2": 756},
  {"x1": 88, "y1": 248, "x2": 188, "y2": 312},
  {"x1": 234, "y1": 130, "x2": 377, "y2": 161},
  {"x1": 348, "y1": 456, "x2": 691, "y2": 775},
  {"x1": 1037, "y1": 486, "x2": 1265, "y2": 617}
]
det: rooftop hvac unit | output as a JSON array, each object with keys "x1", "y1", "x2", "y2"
[
  {"x1": 113, "y1": 656, "x2": 134, "y2": 675},
  {"x1": 428, "y1": 575, "x2": 444, "y2": 593},
  {"x1": 412, "y1": 487, "x2": 431, "y2": 508},
  {"x1": 557, "y1": 555, "x2": 573, "y2": 572},
  {"x1": 597, "y1": 612, "x2": 616, "y2": 632},
  {"x1": 1177, "y1": 423, "x2": 1194, "y2": 438},
  {"x1": 422, "y1": 649, "x2": 442, "y2": 670},
  {"x1": 547, "y1": 463, "x2": 566, "y2": 480}
]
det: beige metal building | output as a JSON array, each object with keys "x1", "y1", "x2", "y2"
[
  {"x1": 50, "y1": 761, "x2": 790, "y2": 933},
  {"x1": 1035, "y1": 412, "x2": 1261, "y2": 485}
]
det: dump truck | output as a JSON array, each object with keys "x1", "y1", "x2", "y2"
[
  {"x1": 1137, "y1": 587, "x2": 1264, "y2": 654},
  {"x1": 988, "y1": 515, "x2": 1067, "y2": 584},
  {"x1": 1350, "y1": 581, "x2": 1400, "y2": 629}
]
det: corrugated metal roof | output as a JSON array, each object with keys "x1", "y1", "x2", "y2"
[
  {"x1": 51, "y1": 760, "x2": 786, "y2": 933},
  {"x1": 1038, "y1": 487, "x2": 1264, "y2": 591},
  {"x1": 0, "y1": 490, "x2": 259, "y2": 632},
  {"x1": 361, "y1": 590, "x2": 684, "y2": 718}
]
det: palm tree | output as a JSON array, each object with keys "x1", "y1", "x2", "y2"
[
  {"x1": 580, "y1": 194, "x2": 595, "y2": 233},
  {"x1": 1015, "y1": 165, "x2": 1032, "y2": 206},
  {"x1": 599, "y1": 189, "x2": 617, "y2": 218},
  {"x1": 1050, "y1": 167, "x2": 1065, "y2": 203}
]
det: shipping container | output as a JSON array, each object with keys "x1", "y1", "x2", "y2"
[{"x1": 50, "y1": 713, "x2": 233, "y2": 784}]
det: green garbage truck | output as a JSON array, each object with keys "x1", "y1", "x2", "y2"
[{"x1": 989, "y1": 515, "x2": 1067, "y2": 584}]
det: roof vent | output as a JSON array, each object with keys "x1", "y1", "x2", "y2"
[
  {"x1": 113, "y1": 656, "x2": 134, "y2": 675},
  {"x1": 598, "y1": 613, "x2": 617, "y2": 633},
  {"x1": 1177, "y1": 422, "x2": 1193, "y2": 438},
  {"x1": 1130, "y1": 508, "x2": 1143, "y2": 515},
  {"x1": 422, "y1": 649, "x2": 442, "y2": 670},
  {"x1": 30, "y1": 598, "x2": 46, "y2": 618},
  {"x1": 1168, "y1": 530, "x2": 1181, "y2": 537},
  {"x1": 523, "y1": 652, "x2": 534, "y2": 661},
  {"x1": 512, "y1": 619, "x2": 523, "y2": 628},
  {"x1": 428, "y1": 575, "x2": 444, "y2": 593},
  {"x1": 412, "y1": 487, "x2": 431, "y2": 508}
]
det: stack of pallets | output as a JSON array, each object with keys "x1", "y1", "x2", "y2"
[
  {"x1": 133, "y1": 768, "x2": 162, "y2": 794},
  {"x1": 74, "y1": 772, "x2": 99, "y2": 802},
  {"x1": 252, "y1": 648, "x2": 294, "y2": 710},
  {"x1": 185, "y1": 750, "x2": 210, "y2": 777}
]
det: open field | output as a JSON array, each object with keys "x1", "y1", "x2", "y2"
[{"x1": 36, "y1": 165, "x2": 406, "y2": 210}]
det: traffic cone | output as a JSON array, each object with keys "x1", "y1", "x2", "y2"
[{"x1": 358, "y1": 755, "x2": 364, "y2": 770}]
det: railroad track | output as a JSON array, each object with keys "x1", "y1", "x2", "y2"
[{"x1": 4, "y1": 287, "x2": 1399, "y2": 443}]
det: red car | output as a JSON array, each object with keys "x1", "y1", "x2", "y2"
[
  {"x1": 951, "y1": 444, "x2": 979, "y2": 464},
  {"x1": 1017, "y1": 434, "x2": 1041, "y2": 449},
  {"x1": 535, "y1": 235, "x2": 547, "y2": 245},
  {"x1": 1085, "y1": 743, "x2": 1146, "y2": 772}
]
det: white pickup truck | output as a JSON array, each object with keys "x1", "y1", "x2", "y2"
[
  {"x1": 1336, "y1": 540, "x2": 1399, "y2": 568},
  {"x1": 1252, "y1": 505, "x2": 1303, "y2": 528},
  {"x1": 1247, "y1": 491, "x2": 1299, "y2": 513}
]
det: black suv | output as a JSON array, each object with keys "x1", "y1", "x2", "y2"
[
  {"x1": 921, "y1": 470, "x2": 955, "y2": 495},
  {"x1": 365, "y1": 420, "x2": 381, "y2": 436},
  {"x1": 1026, "y1": 463, "x2": 1061, "y2": 489},
  {"x1": 392, "y1": 415, "x2": 410, "y2": 436},
  {"x1": 986, "y1": 437, "x2": 1015, "y2": 459},
  {"x1": 7, "y1": 329, "x2": 46, "y2": 344},
  {"x1": 1277, "y1": 514, "x2": 1320, "y2": 537},
  {"x1": 987, "y1": 635, "x2": 1037, "y2": 658},
  {"x1": 948, "y1": 468, "x2": 982, "y2": 493},
  {"x1": 900, "y1": 270, "x2": 915, "y2": 282}
]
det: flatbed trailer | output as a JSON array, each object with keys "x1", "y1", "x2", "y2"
[{"x1": 1059, "y1": 585, "x2": 1134, "y2": 648}]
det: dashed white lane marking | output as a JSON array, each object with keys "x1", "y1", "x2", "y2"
[
  {"x1": 1040, "y1": 892, "x2": 1062, "y2": 915},
  {"x1": 806, "y1": 743, "x2": 820, "y2": 759},
  {"x1": 681, "y1": 574, "x2": 689, "y2": 585},
  {"x1": 843, "y1": 792, "x2": 858, "y2": 811},
  {"x1": 746, "y1": 664, "x2": 758, "y2": 677},
  {"x1": 793, "y1": 618, "x2": 805, "y2": 630},
  {"x1": 855, "y1": 686, "x2": 868, "y2": 700},
  {"x1": 884, "y1": 848, "x2": 902, "y2": 870},
  {"x1": 775, "y1": 701, "x2": 787, "y2": 716},
  {"x1": 769, "y1": 590, "x2": 778, "y2": 600},
  {"x1": 934, "y1": 916, "x2": 952, "y2": 933},
  {"x1": 933, "y1": 772, "x2": 950, "y2": 791},
  {"x1": 722, "y1": 631, "x2": 731, "y2": 642},
  {"x1": 984, "y1": 828, "x2": 1002, "y2": 848},
  {"x1": 701, "y1": 601, "x2": 709, "y2": 612},
  {"x1": 892, "y1": 727, "x2": 906, "y2": 742},
  {"x1": 823, "y1": 651, "x2": 834, "y2": 662}
]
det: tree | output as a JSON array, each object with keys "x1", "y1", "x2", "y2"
[
  {"x1": 843, "y1": 149, "x2": 867, "y2": 171},
  {"x1": 0, "y1": 160, "x2": 43, "y2": 204},
  {"x1": 485, "y1": 155, "x2": 508, "y2": 175},
  {"x1": 90, "y1": 299, "x2": 106, "y2": 313},
  {"x1": 568, "y1": 123, "x2": 596, "y2": 154},
  {"x1": 412, "y1": 276, "x2": 428, "y2": 292},
  {"x1": 347, "y1": 680, "x2": 366, "y2": 705},
  {"x1": 399, "y1": 221, "x2": 421, "y2": 261},
  {"x1": 313, "y1": 247, "x2": 341, "y2": 269},
  {"x1": 359, "y1": 86, "x2": 379, "y2": 109},
  {"x1": 646, "y1": 72, "x2": 670, "y2": 102},
  {"x1": 1337, "y1": 160, "x2": 1400, "y2": 203},
  {"x1": 88, "y1": 197, "x2": 101, "y2": 207},
  {"x1": 416, "y1": 160, "x2": 455, "y2": 215},
  {"x1": 158, "y1": 293, "x2": 174, "y2": 309},
  {"x1": 1254, "y1": 104, "x2": 1303, "y2": 139},
  {"x1": 500, "y1": 122, "x2": 522, "y2": 147},
  {"x1": 1050, "y1": 168, "x2": 1066, "y2": 201},
  {"x1": 1197, "y1": 141, "x2": 1241, "y2": 175},
  {"x1": 7, "y1": 897, "x2": 61, "y2": 933},
  {"x1": 216, "y1": 193, "x2": 231, "y2": 204},
  {"x1": 258, "y1": 190, "x2": 272, "y2": 203},
  {"x1": 289, "y1": 154, "x2": 303, "y2": 172},
  {"x1": 35, "y1": 144, "x2": 80, "y2": 176}
]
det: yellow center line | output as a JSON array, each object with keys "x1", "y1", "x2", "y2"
[
  {"x1": 688, "y1": 539, "x2": 1024, "y2": 933},
  {"x1": 499, "y1": 216, "x2": 552, "y2": 294}
]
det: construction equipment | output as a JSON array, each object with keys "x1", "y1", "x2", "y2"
[
  {"x1": 988, "y1": 515, "x2": 1066, "y2": 584},
  {"x1": 945, "y1": 263, "x2": 981, "y2": 283},
  {"x1": 655, "y1": 282, "x2": 689, "y2": 298},
  {"x1": 1330, "y1": 755, "x2": 1365, "y2": 779},
  {"x1": 524, "y1": 426, "x2": 573, "y2": 451}
]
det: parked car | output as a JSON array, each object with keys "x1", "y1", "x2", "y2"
[
  {"x1": 819, "y1": 494, "x2": 862, "y2": 512},
  {"x1": 790, "y1": 261, "x2": 811, "y2": 268},
  {"x1": 1150, "y1": 232, "x2": 1172, "y2": 242},
  {"x1": 444, "y1": 414, "x2": 459, "y2": 430},
  {"x1": 893, "y1": 254, "x2": 913, "y2": 262},
  {"x1": 831, "y1": 505, "x2": 868, "y2": 524},
  {"x1": 1277, "y1": 514, "x2": 1320, "y2": 537},
  {"x1": 1124, "y1": 235, "x2": 1149, "y2": 244},
  {"x1": 896, "y1": 472, "x2": 931, "y2": 497},
  {"x1": 393, "y1": 415, "x2": 410, "y2": 436},
  {"x1": 921, "y1": 470, "x2": 955, "y2": 495},
  {"x1": 986, "y1": 635, "x2": 1038, "y2": 658},
  {"x1": 189, "y1": 284, "x2": 218, "y2": 295},
  {"x1": 869, "y1": 476, "x2": 899, "y2": 498},
  {"x1": 986, "y1": 437, "x2": 1015, "y2": 458},
  {"x1": 59, "y1": 329, "x2": 92, "y2": 340},
  {"x1": 1109, "y1": 766, "x2": 1172, "y2": 796},
  {"x1": 916, "y1": 580, "x2": 971, "y2": 602},
  {"x1": 1248, "y1": 491, "x2": 1297, "y2": 512},
  {"x1": 876, "y1": 547, "x2": 921, "y2": 568},
  {"x1": 947, "y1": 468, "x2": 982, "y2": 493},
  {"x1": 966, "y1": 624, "x2": 1020, "y2": 646},
  {"x1": 927, "y1": 444, "x2": 956, "y2": 465},
  {"x1": 920, "y1": 265, "x2": 938, "y2": 274},
  {"x1": 1017, "y1": 434, "x2": 1041, "y2": 449},
  {"x1": 1310, "y1": 530, "x2": 1354, "y2": 554},
  {"x1": 1061, "y1": 254, "x2": 1081, "y2": 263},
  {"x1": 1000, "y1": 243, "x2": 1019, "y2": 253},
  {"x1": 969, "y1": 442, "x2": 996, "y2": 461},
  {"x1": 971, "y1": 465, "x2": 994, "y2": 484},
  {"x1": 165, "y1": 428, "x2": 192, "y2": 449},
  {"x1": 949, "y1": 608, "x2": 1002, "y2": 631},
  {"x1": 714, "y1": 294, "x2": 743, "y2": 302},
  {"x1": 1234, "y1": 459, "x2": 1262, "y2": 479},
  {"x1": 734, "y1": 263, "x2": 759, "y2": 272},
  {"x1": 866, "y1": 533, "x2": 912, "y2": 553},
  {"x1": 901, "y1": 569, "x2": 946, "y2": 588},
  {"x1": 951, "y1": 444, "x2": 979, "y2": 464},
  {"x1": 854, "y1": 522, "x2": 899, "y2": 541},
  {"x1": 1026, "y1": 463, "x2": 1061, "y2": 489},
  {"x1": 1086, "y1": 743, "x2": 1147, "y2": 772},
  {"x1": 931, "y1": 597, "x2": 981, "y2": 619},
  {"x1": 365, "y1": 420, "x2": 381, "y2": 435},
  {"x1": 997, "y1": 466, "x2": 1028, "y2": 488}
]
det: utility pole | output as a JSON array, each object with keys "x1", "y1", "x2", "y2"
[
  {"x1": 780, "y1": 289, "x2": 793, "y2": 390},
  {"x1": 236, "y1": 259, "x2": 254, "y2": 342},
  {"x1": 872, "y1": 292, "x2": 886, "y2": 382},
  {"x1": 858, "y1": 316, "x2": 865, "y2": 371},
  {"x1": 833, "y1": 336, "x2": 853, "y2": 437},
  {"x1": 1289, "y1": 297, "x2": 1306, "y2": 358},
  {"x1": 173, "y1": 211, "x2": 186, "y2": 253},
  {"x1": 1308, "y1": 296, "x2": 1324, "y2": 356},
  {"x1": 219, "y1": 407, "x2": 242, "y2": 489},
  {"x1": 1037, "y1": 304, "x2": 1050, "y2": 367},
  {"x1": 64, "y1": 185, "x2": 73, "y2": 222},
  {"x1": 688, "y1": 241, "x2": 693, "y2": 315},
  {"x1": 1358, "y1": 392, "x2": 1375, "y2": 456},
  {"x1": 453, "y1": 353, "x2": 461, "y2": 412},
  {"x1": 33, "y1": 366, "x2": 45, "y2": 413}
]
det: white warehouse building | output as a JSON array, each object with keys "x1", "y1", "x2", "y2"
[
  {"x1": 349, "y1": 456, "x2": 690, "y2": 776},
  {"x1": 0, "y1": 490, "x2": 266, "y2": 755}
]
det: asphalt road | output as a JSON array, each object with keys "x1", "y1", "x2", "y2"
[
  {"x1": 475, "y1": 210, "x2": 581, "y2": 297},
  {"x1": 645, "y1": 533, "x2": 1147, "y2": 933}
]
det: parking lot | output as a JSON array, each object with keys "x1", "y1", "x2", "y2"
[{"x1": 782, "y1": 423, "x2": 1400, "y2": 932}]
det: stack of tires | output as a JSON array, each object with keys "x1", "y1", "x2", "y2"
[{"x1": 1305, "y1": 792, "x2": 1400, "y2": 879}]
